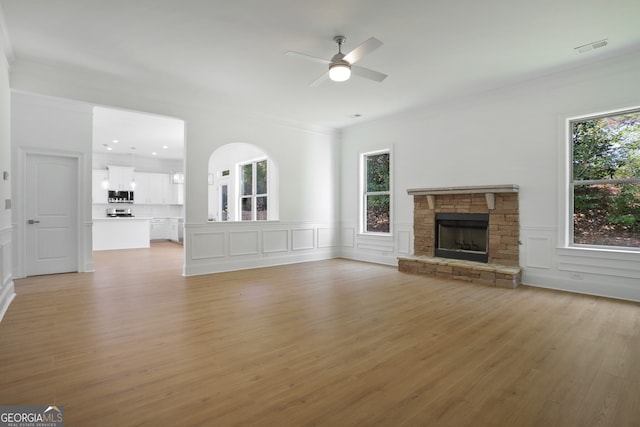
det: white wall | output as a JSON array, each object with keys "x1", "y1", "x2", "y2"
[
  {"x1": 340, "y1": 51, "x2": 640, "y2": 301},
  {"x1": 9, "y1": 59, "x2": 341, "y2": 277},
  {"x1": 0, "y1": 36, "x2": 14, "y2": 321},
  {"x1": 11, "y1": 92, "x2": 94, "y2": 277}
]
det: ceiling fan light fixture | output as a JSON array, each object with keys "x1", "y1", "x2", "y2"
[{"x1": 329, "y1": 63, "x2": 351, "y2": 82}]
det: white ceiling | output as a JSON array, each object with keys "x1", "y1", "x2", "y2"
[
  {"x1": 2, "y1": 0, "x2": 640, "y2": 141},
  {"x1": 93, "y1": 107, "x2": 185, "y2": 160}
]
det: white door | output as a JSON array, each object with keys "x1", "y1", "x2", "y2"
[{"x1": 26, "y1": 154, "x2": 78, "y2": 276}]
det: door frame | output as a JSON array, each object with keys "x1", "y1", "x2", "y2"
[{"x1": 14, "y1": 147, "x2": 91, "y2": 278}]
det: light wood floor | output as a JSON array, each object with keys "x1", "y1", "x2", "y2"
[{"x1": 1, "y1": 242, "x2": 639, "y2": 426}]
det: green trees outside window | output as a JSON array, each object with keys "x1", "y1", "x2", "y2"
[
  {"x1": 571, "y1": 110, "x2": 640, "y2": 248},
  {"x1": 240, "y1": 159, "x2": 268, "y2": 221},
  {"x1": 364, "y1": 152, "x2": 391, "y2": 233}
]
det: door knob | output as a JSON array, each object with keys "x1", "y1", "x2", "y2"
[{"x1": 27, "y1": 219, "x2": 40, "y2": 224}]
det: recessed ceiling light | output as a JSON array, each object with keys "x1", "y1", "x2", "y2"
[
  {"x1": 112, "y1": 139, "x2": 119, "y2": 143},
  {"x1": 152, "y1": 152, "x2": 157, "y2": 156},
  {"x1": 162, "y1": 145, "x2": 169, "y2": 149},
  {"x1": 107, "y1": 147, "x2": 113, "y2": 151}
]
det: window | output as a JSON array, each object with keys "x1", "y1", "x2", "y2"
[
  {"x1": 239, "y1": 159, "x2": 268, "y2": 221},
  {"x1": 570, "y1": 108, "x2": 640, "y2": 248},
  {"x1": 362, "y1": 150, "x2": 391, "y2": 233}
]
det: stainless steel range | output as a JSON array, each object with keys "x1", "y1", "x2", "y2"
[{"x1": 106, "y1": 208, "x2": 134, "y2": 217}]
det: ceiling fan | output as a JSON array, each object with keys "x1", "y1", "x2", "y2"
[{"x1": 286, "y1": 36, "x2": 388, "y2": 87}]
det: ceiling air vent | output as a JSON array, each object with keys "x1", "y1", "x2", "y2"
[{"x1": 574, "y1": 38, "x2": 608, "y2": 54}]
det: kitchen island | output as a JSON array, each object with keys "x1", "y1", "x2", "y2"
[{"x1": 93, "y1": 217, "x2": 152, "y2": 251}]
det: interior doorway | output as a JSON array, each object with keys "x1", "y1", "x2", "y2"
[{"x1": 92, "y1": 106, "x2": 185, "y2": 270}]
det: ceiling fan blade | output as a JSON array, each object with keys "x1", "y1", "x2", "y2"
[
  {"x1": 285, "y1": 51, "x2": 331, "y2": 65},
  {"x1": 352, "y1": 65, "x2": 388, "y2": 82},
  {"x1": 310, "y1": 71, "x2": 330, "y2": 87},
  {"x1": 343, "y1": 37, "x2": 383, "y2": 64}
]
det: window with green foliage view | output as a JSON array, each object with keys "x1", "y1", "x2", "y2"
[
  {"x1": 363, "y1": 151, "x2": 391, "y2": 233},
  {"x1": 239, "y1": 159, "x2": 268, "y2": 221},
  {"x1": 571, "y1": 109, "x2": 640, "y2": 248}
]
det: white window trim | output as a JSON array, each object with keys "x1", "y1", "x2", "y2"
[
  {"x1": 559, "y1": 105, "x2": 640, "y2": 253},
  {"x1": 237, "y1": 157, "x2": 268, "y2": 221},
  {"x1": 555, "y1": 108, "x2": 640, "y2": 283},
  {"x1": 359, "y1": 148, "x2": 393, "y2": 236}
]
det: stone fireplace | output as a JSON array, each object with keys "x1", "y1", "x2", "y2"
[{"x1": 398, "y1": 185, "x2": 522, "y2": 288}]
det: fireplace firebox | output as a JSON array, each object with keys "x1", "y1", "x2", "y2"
[{"x1": 435, "y1": 213, "x2": 489, "y2": 263}]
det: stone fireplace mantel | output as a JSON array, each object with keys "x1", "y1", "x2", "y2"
[{"x1": 407, "y1": 185, "x2": 519, "y2": 210}]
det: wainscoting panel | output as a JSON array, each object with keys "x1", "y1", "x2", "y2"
[
  {"x1": 339, "y1": 221, "x2": 412, "y2": 266},
  {"x1": 191, "y1": 232, "x2": 225, "y2": 260},
  {"x1": 184, "y1": 222, "x2": 339, "y2": 276},
  {"x1": 263, "y1": 230, "x2": 289, "y2": 254},
  {"x1": 357, "y1": 235, "x2": 394, "y2": 253},
  {"x1": 517, "y1": 226, "x2": 640, "y2": 301},
  {"x1": 558, "y1": 248, "x2": 640, "y2": 279},
  {"x1": 318, "y1": 227, "x2": 339, "y2": 248},
  {"x1": 230, "y1": 231, "x2": 259, "y2": 256},
  {"x1": 0, "y1": 226, "x2": 16, "y2": 322},
  {"x1": 397, "y1": 230, "x2": 411, "y2": 255},
  {"x1": 342, "y1": 227, "x2": 355, "y2": 247},
  {"x1": 292, "y1": 228, "x2": 315, "y2": 251},
  {"x1": 520, "y1": 226, "x2": 556, "y2": 270},
  {"x1": 525, "y1": 236, "x2": 551, "y2": 269}
]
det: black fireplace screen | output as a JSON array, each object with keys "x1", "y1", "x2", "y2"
[{"x1": 435, "y1": 213, "x2": 489, "y2": 262}]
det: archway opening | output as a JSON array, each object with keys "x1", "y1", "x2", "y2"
[{"x1": 208, "y1": 143, "x2": 278, "y2": 221}]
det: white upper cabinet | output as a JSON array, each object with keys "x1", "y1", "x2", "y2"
[
  {"x1": 132, "y1": 172, "x2": 181, "y2": 205},
  {"x1": 173, "y1": 183, "x2": 184, "y2": 205},
  {"x1": 149, "y1": 173, "x2": 167, "y2": 204},
  {"x1": 107, "y1": 165, "x2": 135, "y2": 191},
  {"x1": 133, "y1": 172, "x2": 149, "y2": 204}
]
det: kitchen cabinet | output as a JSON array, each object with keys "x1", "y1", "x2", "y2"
[
  {"x1": 173, "y1": 183, "x2": 184, "y2": 205},
  {"x1": 133, "y1": 172, "x2": 149, "y2": 204},
  {"x1": 93, "y1": 217, "x2": 151, "y2": 250},
  {"x1": 150, "y1": 218, "x2": 183, "y2": 242},
  {"x1": 168, "y1": 218, "x2": 180, "y2": 242},
  {"x1": 152, "y1": 173, "x2": 171, "y2": 204},
  {"x1": 150, "y1": 218, "x2": 169, "y2": 240},
  {"x1": 108, "y1": 165, "x2": 135, "y2": 191},
  {"x1": 133, "y1": 172, "x2": 181, "y2": 205},
  {"x1": 92, "y1": 169, "x2": 109, "y2": 204},
  {"x1": 134, "y1": 173, "x2": 162, "y2": 204}
]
